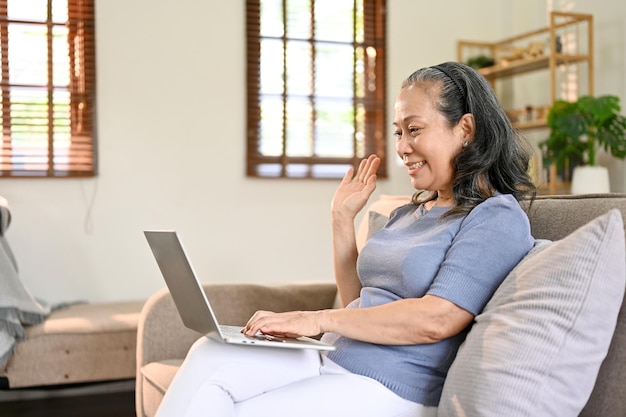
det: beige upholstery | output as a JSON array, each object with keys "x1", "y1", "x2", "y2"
[
  {"x1": 1, "y1": 300, "x2": 143, "y2": 388},
  {"x1": 136, "y1": 193, "x2": 626, "y2": 417}
]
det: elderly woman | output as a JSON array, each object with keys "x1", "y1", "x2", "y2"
[{"x1": 156, "y1": 62, "x2": 536, "y2": 417}]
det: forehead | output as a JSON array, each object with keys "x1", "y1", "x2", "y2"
[{"x1": 394, "y1": 82, "x2": 441, "y2": 117}]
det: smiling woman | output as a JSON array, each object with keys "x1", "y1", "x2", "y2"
[
  {"x1": 0, "y1": 0, "x2": 96, "y2": 178},
  {"x1": 151, "y1": 62, "x2": 538, "y2": 417}
]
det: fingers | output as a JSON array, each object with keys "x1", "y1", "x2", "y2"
[
  {"x1": 242, "y1": 310, "x2": 320, "y2": 338},
  {"x1": 356, "y1": 158, "x2": 369, "y2": 183},
  {"x1": 365, "y1": 158, "x2": 380, "y2": 188},
  {"x1": 243, "y1": 310, "x2": 283, "y2": 336},
  {"x1": 367, "y1": 155, "x2": 381, "y2": 178},
  {"x1": 338, "y1": 155, "x2": 379, "y2": 186},
  {"x1": 355, "y1": 154, "x2": 380, "y2": 183},
  {"x1": 242, "y1": 310, "x2": 267, "y2": 335},
  {"x1": 340, "y1": 166, "x2": 355, "y2": 186}
]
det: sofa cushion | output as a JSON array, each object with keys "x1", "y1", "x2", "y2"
[
  {"x1": 140, "y1": 359, "x2": 182, "y2": 417},
  {"x1": 438, "y1": 209, "x2": 626, "y2": 417},
  {"x1": 0, "y1": 300, "x2": 143, "y2": 388}
]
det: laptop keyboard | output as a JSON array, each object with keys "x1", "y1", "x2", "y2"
[
  {"x1": 219, "y1": 325, "x2": 288, "y2": 342},
  {"x1": 219, "y1": 325, "x2": 244, "y2": 336}
]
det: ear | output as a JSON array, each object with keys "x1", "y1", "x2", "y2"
[{"x1": 457, "y1": 113, "x2": 476, "y2": 141}]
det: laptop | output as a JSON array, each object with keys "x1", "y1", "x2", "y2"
[{"x1": 144, "y1": 230, "x2": 335, "y2": 351}]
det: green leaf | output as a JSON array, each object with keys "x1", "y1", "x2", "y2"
[{"x1": 542, "y1": 95, "x2": 626, "y2": 167}]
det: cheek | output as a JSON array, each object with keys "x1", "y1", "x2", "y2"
[{"x1": 431, "y1": 143, "x2": 460, "y2": 175}]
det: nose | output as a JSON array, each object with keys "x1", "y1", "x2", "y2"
[{"x1": 396, "y1": 132, "x2": 413, "y2": 160}]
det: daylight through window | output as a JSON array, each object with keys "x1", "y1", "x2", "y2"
[
  {"x1": 0, "y1": 0, "x2": 96, "y2": 177},
  {"x1": 246, "y1": 0, "x2": 386, "y2": 179}
]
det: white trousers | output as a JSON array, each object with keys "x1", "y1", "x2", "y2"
[{"x1": 155, "y1": 336, "x2": 437, "y2": 417}]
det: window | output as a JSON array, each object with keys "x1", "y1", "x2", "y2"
[
  {"x1": 246, "y1": 0, "x2": 386, "y2": 179},
  {"x1": 0, "y1": 0, "x2": 96, "y2": 178}
]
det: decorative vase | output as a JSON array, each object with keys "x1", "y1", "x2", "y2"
[{"x1": 570, "y1": 165, "x2": 610, "y2": 194}]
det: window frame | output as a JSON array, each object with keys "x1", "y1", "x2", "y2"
[
  {"x1": 246, "y1": 0, "x2": 387, "y2": 179},
  {"x1": 0, "y1": 0, "x2": 97, "y2": 178}
]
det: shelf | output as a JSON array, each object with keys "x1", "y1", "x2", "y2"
[
  {"x1": 457, "y1": 11, "x2": 593, "y2": 195},
  {"x1": 537, "y1": 181, "x2": 571, "y2": 195},
  {"x1": 479, "y1": 54, "x2": 591, "y2": 79},
  {"x1": 512, "y1": 118, "x2": 548, "y2": 130}
]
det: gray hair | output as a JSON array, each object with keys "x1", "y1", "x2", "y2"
[{"x1": 402, "y1": 62, "x2": 536, "y2": 216}]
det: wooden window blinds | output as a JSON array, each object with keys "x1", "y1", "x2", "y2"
[
  {"x1": 0, "y1": 0, "x2": 96, "y2": 178},
  {"x1": 246, "y1": 0, "x2": 387, "y2": 179}
]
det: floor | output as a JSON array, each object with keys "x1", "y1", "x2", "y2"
[{"x1": 1, "y1": 390, "x2": 135, "y2": 417}]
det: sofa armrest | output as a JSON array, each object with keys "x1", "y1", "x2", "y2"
[{"x1": 136, "y1": 287, "x2": 196, "y2": 371}]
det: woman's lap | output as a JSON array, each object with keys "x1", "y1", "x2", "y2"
[
  {"x1": 234, "y1": 360, "x2": 435, "y2": 417},
  {"x1": 156, "y1": 336, "x2": 436, "y2": 417},
  {"x1": 156, "y1": 337, "x2": 322, "y2": 416}
]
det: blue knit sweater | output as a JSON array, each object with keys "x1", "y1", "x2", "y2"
[{"x1": 322, "y1": 193, "x2": 533, "y2": 406}]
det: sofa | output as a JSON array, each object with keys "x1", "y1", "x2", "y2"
[{"x1": 136, "y1": 193, "x2": 626, "y2": 417}]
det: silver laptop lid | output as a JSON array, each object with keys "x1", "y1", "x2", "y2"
[{"x1": 144, "y1": 230, "x2": 222, "y2": 337}]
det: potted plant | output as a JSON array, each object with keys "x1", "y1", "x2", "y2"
[
  {"x1": 540, "y1": 95, "x2": 626, "y2": 194},
  {"x1": 465, "y1": 55, "x2": 495, "y2": 69}
]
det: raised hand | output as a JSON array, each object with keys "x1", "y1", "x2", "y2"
[{"x1": 331, "y1": 154, "x2": 381, "y2": 221}]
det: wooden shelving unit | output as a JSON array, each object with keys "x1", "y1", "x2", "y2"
[{"x1": 457, "y1": 11, "x2": 594, "y2": 194}]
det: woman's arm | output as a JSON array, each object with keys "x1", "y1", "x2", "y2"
[
  {"x1": 330, "y1": 155, "x2": 380, "y2": 307},
  {"x1": 323, "y1": 295, "x2": 474, "y2": 344},
  {"x1": 243, "y1": 295, "x2": 474, "y2": 345},
  {"x1": 330, "y1": 213, "x2": 361, "y2": 307}
]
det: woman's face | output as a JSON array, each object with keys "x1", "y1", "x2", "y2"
[{"x1": 393, "y1": 83, "x2": 466, "y2": 196}]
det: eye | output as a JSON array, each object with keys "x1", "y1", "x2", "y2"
[
  {"x1": 392, "y1": 130, "x2": 402, "y2": 139},
  {"x1": 409, "y1": 126, "x2": 422, "y2": 135}
]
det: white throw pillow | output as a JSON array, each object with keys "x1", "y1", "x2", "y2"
[{"x1": 438, "y1": 209, "x2": 626, "y2": 417}]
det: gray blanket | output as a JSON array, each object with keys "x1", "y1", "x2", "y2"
[{"x1": 0, "y1": 198, "x2": 51, "y2": 368}]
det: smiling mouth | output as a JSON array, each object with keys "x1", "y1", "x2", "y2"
[{"x1": 407, "y1": 161, "x2": 426, "y2": 170}]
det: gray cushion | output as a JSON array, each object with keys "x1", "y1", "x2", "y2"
[
  {"x1": 366, "y1": 210, "x2": 389, "y2": 240},
  {"x1": 438, "y1": 209, "x2": 626, "y2": 417}
]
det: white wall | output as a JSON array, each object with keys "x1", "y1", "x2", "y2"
[{"x1": 1, "y1": 0, "x2": 624, "y2": 304}]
